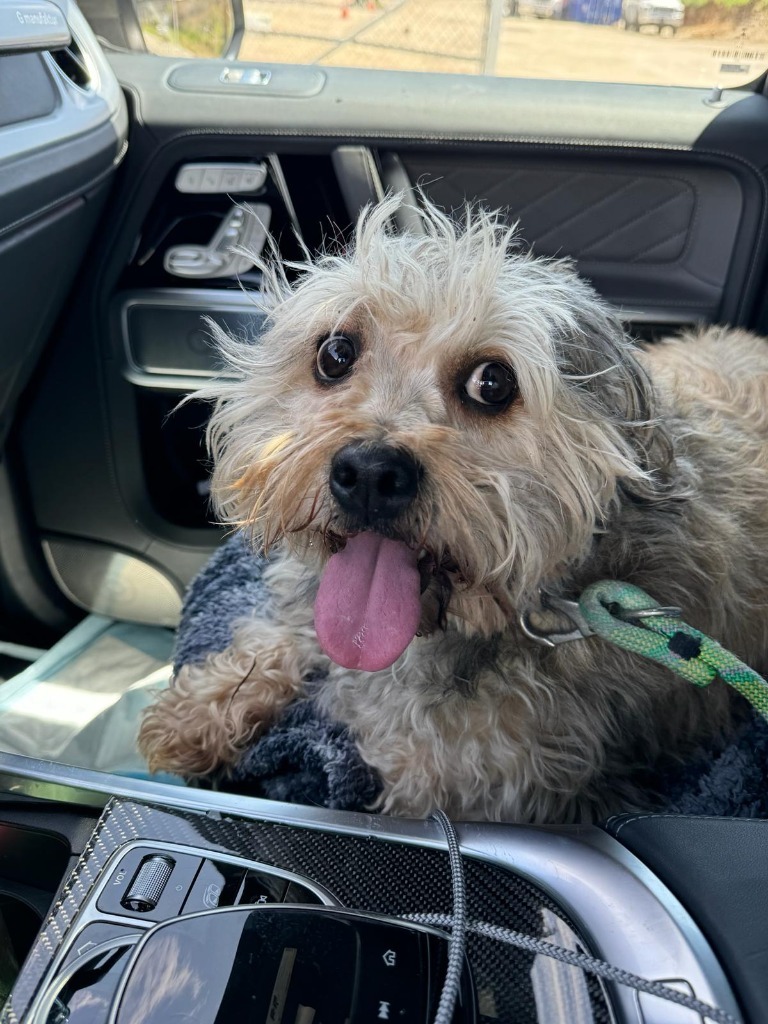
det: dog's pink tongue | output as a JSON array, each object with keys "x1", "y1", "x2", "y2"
[{"x1": 315, "y1": 533, "x2": 421, "y2": 671}]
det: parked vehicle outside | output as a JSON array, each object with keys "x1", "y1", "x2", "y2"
[
  {"x1": 503, "y1": 0, "x2": 569, "y2": 19},
  {"x1": 569, "y1": 0, "x2": 623, "y2": 24},
  {"x1": 622, "y1": 0, "x2": 685, "y2": 33}
]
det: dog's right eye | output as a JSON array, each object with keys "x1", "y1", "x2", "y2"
[
  {"x1": 462, "y1": 361, "x2": 519, "y2": 411},
  {"x1": 316, "y1": 334, "x2": 357, "y2": 382}
]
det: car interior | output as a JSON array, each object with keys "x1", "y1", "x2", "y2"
[{"x1": 0, "y1": 0, "x2": 767, "y2": 1020}]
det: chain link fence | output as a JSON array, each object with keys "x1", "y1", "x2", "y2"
[{"x1": 238, "y1": 0, "x2": 504, "y2": 75}]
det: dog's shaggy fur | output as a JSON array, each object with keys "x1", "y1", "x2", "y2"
[{"x1": 139, "y1": 196, "x2": 768, "y2": 823}]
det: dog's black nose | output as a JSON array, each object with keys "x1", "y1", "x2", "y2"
[{"x1": 330, "y1": 443, "x2": 421, "y2": 524}]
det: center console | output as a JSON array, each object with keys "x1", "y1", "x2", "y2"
[{"x1": 0, "y1": 755, "x2": 743, "y2": 1024}]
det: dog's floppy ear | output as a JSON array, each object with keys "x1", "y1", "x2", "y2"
[{"x1": 552, "y1": 272, "x2": 675, "y2": 503}]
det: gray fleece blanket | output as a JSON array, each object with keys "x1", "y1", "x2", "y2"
[{"x1": 174, "y1": 533, "x2": 768, "y2": 817}]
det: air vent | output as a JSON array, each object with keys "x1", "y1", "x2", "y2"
[{"x1": 50, "y1": 36, "x2": 92, "y2": 91}]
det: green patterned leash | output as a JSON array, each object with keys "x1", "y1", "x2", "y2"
[{"x1": 577, "y1": 580, "x2": 768, "y2": 722}]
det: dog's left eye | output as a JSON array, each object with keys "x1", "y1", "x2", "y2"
[
  {"x1": 316, "y1": 334, "x2": 357, "y2": 382},
  {"x1": 463, "y1": 361, "x2": 519, "y2": 409}
]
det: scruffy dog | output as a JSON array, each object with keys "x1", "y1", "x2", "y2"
[{"x1": 139, "y1": 195, "x2": 768, "y2": 823}]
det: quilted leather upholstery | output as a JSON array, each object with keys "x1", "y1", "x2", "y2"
[
  {"x1": 397, "y1": 153, "x2": 745, "y2": 322},
  {"x1": 409, "y1": 161, "x2": 695, "y2": 263}
]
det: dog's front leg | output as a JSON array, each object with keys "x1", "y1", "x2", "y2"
[{"x1": 138, "y1": 619, "x2": 318, "y2": 778}]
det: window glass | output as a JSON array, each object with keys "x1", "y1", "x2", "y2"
[
  {"x1": 141, "y1": 0, "x2": 768, "y2": 93},
  {"x1": 136, "y1": 0, "x2": 233, "y2": 57}
]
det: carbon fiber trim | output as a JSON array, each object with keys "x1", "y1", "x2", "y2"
[{"x1": 2, "y1": 798, "x2": 611, "y2": 1024}]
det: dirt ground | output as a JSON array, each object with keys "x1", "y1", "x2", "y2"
[{"x1": 236, "y1": 0, "x2": 768, "y2": 88}]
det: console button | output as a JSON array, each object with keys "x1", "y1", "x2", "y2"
[
  {"x1": 122, "y1": 855, "x2": 174, "y2": 912},
  {"x1": 181, "y1": 860, "x2": 246, "y2": 914},
  {"x1": 356, "y1": 924, "x2": 426, "y2": 1022},
  {"x1": 237, "y1": 869, "x2": 289, "y2": 906},
  {"x1": 97, "y1": 848, "x2": 202, "y2": 921},
  {"x1": 181, "y1": 862, "x2": 302, "y2": 913}
]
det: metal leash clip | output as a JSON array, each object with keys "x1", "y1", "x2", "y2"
[
  {"x1": 520, "y1": 593, "x2": 682, "y2": 648},
  {"x1": 519, "y1": 595, "x2": 596, "y2": 648}
]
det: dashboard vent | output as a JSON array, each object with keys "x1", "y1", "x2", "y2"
[{"x1": 50, "y1": 36, "x2": 92, "y2": 91}]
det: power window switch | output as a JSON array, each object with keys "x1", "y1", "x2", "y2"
[
  {"x1": 220, "y1": 169, "x2": 244, "y2": 191},
  {"x1": 201, "y1": 167, "x2": 223, "y2": 191},
  {"x1": 175, "y1": 162, "x2": 267, "y2": 195},
  {"x1": 238, "y1": 166, "x2": 268, "y2": 191},
  {"x1": 175, "y1": 165, "x2": 204, "y2": 192}
]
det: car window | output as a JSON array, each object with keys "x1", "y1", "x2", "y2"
[{"x1": 135, "y1": 0, "x2": 768, "y2": 89}]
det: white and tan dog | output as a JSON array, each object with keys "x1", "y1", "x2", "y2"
[{"x1": 139, "y1": 196, "x2": 768, "y2": 823}]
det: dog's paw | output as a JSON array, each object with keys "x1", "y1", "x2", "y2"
[{"x1": 138, "y1": 635, "x2": 309, "y2": 777}]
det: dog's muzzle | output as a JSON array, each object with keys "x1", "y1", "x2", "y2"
[{"x1": 329, "y1": 442, "x2": 421, "y2": 526}]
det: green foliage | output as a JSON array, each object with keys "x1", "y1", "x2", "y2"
[
  {"x1": 137, "y1": 0, "x2": 230, "y2": 58},
  {"x1": 683, "y1": 0, "x2": 763, "y2": 10}
]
